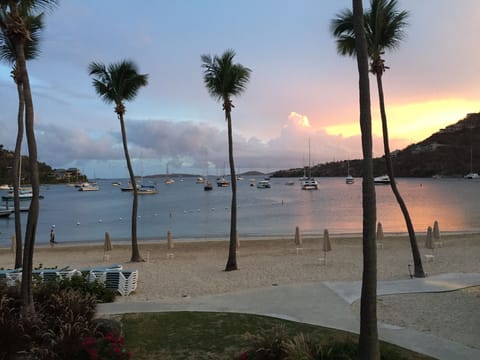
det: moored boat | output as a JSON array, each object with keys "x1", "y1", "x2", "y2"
[
  {"x1": 374, "y1": 175, "x2": 390, "y2": 185},
  {"x1": 204, "y1": 181, "x2": 213, "y2": 191},
  {"x1": 137, "y1": 185, "x2": 158, "y2": 195},
  {"x1": 301, "y1": 178, "x2": 318, "y2": 190},
  {"x1": 301, "y1": 138, "x2": 318, "y2": 190},
  {"x1": 257, "y1": 180, "x2": 271, "y2": 189},
  {"x1": 78, "y1": 182, "x2": 99, "y2": 191},
  {"x1": 0, "y1": 209, "x2": 13, "y2": 218},
  {"x1": 216, "y1": 177, "x2": 230, "y2": 187}
]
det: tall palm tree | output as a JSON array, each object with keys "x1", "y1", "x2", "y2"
[
  {"x1": 0, "y1": 0, "x2": 58, "y2": 312},
  {"x1": 0, "y1": 11, "x2": 43, "y2": 269},
  {"x1": 201, "y1": 49, "x2": 251, "y2": 271},
  {"x1": 331, "y1": 0, "x2": 425, "y2": 277},
  {"x1": 88, "y1": 60, "x2": 148, "y2": 262},
  {"x1": 352, "y1": 0, "x2": 380, "y2": 358}
]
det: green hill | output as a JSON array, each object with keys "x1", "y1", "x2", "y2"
[
  {"x1": 0, "y1": 146, "x2": 68, "y2": 184},
  {"x1": 273, "y1": 112, "x2": 480, "y2": 178}
]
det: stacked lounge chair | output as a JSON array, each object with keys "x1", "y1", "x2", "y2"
[
  {"x1": 1, "y1": 264, "x2": 138, "y2": 297},
  {"x1": 32, "y1": 266, "x2": 82, "y2": 282},
  {"x1": 0, "y1": 269, "x2": 22, "y2": 286}
]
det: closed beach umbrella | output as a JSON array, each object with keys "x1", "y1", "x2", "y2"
[
  {"x1": 322, "y1": 229, "x2": 332, "y2": 260},
  {"x1": 294, "y1": 226, "x2": 302, "y2": 245},
  {"x1": 433, "y1": 220, "x2": 440, "y2": 240},
  {"x1": 425, "y1": 226, "x2": 434, "y2": 250},
  {"x1": 10, "y1": 235, "x2": 15, "y2": 253},
  {"x1": 104, "y1": 232, "x2": 112, "y2": 251},
  {"x1": 167, "y1": 230, "x2": 174, "y2": 249},
  {"x1": 376, "y1": 222, "x2": 384, "y2": 242}
]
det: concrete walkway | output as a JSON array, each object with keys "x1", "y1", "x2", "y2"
[{"x1": 98, "y1": 273, "x2": 480, "y2": 360}]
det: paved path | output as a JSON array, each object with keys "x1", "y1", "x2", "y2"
[{"x1": 98, "y1": 273, "x2": 480, "y2": 360}]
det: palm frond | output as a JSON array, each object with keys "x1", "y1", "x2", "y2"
[
  {"x1": 201, "y1": 49, "x2": 251, "y2": 104},
  {"x1": 88, "y1": 59, "x2": 148, "y2": 106},
  {"x1": 0, "y1": 12, "x2": 44, "y2": 64},
  {"x1": 331, "y1": 0, "x2": 409, "y2": 66}
]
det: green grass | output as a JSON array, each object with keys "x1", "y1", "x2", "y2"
[{"x1": 119, "y1": 311, "x2": 434, "y2": 360}]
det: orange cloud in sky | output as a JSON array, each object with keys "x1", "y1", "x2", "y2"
[
  {"x1": 289, "y1": 111, "x2": 311, "y2": 128},
  {"x1": 325, "y1": 98, "x2": 479, "y2": 143}
]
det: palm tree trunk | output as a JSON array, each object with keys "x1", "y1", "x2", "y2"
[
  {"x1": 118, "y1": 113, "x2": 143, "y2": 262},
  {"x1": 375, "y1": 73, "x2": 425, "y2": 278},
  {"x1": 225, "y1": 109, "x2": 238, "y2": 271},
  {"x1": 13, "y1": 80, "x2": 24, "y2": 269},
  {"x1": 15, "y1": 41, "x2": 39, "y2": 314},
  {"x1": 353, "y1": 0, "x2": 380, "y2": 358}
]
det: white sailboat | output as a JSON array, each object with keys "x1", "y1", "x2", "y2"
[
  {"x1": 345, "y1": 160, "x2": 354, "y2": 184},
  {"x1": 164, "y1": 164, "x2": 175, "y2": 185},
  {"x1": 301, "y1": 139, "x2": 318, "y2": 190},
  {"x1": 464, "y1": 146, "x2": 479, "y2": 179}
]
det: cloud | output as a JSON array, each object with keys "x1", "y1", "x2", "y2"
[
  {"x1": 288, "y1": 111, "x2": 311, "y2": 128},
  {"x1": 2, "y1": 112, "x2": 409, "y2": 178}
]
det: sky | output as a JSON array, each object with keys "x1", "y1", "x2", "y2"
[{"x1": 0, "y1": 0, "x2": 479, "y2": 179}]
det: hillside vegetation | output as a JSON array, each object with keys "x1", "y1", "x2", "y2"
[
  {"x1": 274, "y1": 112, "x2": 480, "y2": 178},
  {"x1": 0, "y1": 146, "x2": 58, "y2": 184}
]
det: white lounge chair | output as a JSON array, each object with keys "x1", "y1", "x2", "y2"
[
  {"x1": 105, "y1": 270, "x2": 138, "y2": 296},
  {"x1": 0, "y1": 269, "x2": 22, "y2": 286}
]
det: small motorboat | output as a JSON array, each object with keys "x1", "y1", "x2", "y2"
[{"x1": 374, "y1": 175, "x2": 390, "y2": 185}]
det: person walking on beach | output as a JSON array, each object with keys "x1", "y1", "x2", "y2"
[{"x1": 50, "y1": 225, "x2": 56, "y2": 247}]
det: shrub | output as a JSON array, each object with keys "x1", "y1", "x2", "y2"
[
  {"x1": 241, "y1": 325, "x2": 290, "y2": 359},
  {"x1": 33, "y1": 274, "x2": 116, "y2": 303},
  {"x1": 239, "y1": 327, "x2": 359, "y2": 360},
  {"x1": 76, "y1": 333, "x2": 131, "y2": 360},
  {"x1": 0, "y1": 286, "x2": 100, "y2": 360}
]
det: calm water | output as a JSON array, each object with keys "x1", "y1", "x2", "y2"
[{"x1": 1, "y1": 177, "x2": 479, "y2": 246}]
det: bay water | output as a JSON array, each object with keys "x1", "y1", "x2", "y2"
[{"x1": 1, "y1": 176, "x2": 479, "y2": 246}]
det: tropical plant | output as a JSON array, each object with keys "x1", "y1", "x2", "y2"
[
  {"x1": 76, "y1": 333, "x2": 131, "y2": 360},
  {"x1": 88, "y1": 60, "x2": 148, "y2": 262},
  {"x1": 0, "y1": 0, "x2": 59, "y2": 313},
  {"x1": 331, "y1": 0, "x2": 425, "y2": 278},
  {"x1": 0, "y1": 9, "x2": 44, "y2": 270},
  {"x1": 352, "y1": 0, "x2": 380, "y2": 358},
  {"x1": 201, "y1": 49, "x2": 251, "y2": 271}
]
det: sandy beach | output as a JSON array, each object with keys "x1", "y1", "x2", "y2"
[{"x1": 1, "y1": 233, "x2": 479, "y2": 349}]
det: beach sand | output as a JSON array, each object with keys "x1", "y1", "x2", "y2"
[{"x1": 1, "y1": 233, "x2": 479, "y2": 348}]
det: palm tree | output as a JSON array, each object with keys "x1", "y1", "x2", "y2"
[
  {"x1": 201, "y1": 49, "x2": 251, "y2": 271},
  {"x1": 352, "y1": 0, "x2": 380, "y2": 358},
  {"x1": 331, "y1": 0, "x2": 425, "y2": 277},
  {"x1": 0, "y1": 11, "x2": 44, "y2": 269},
  {"x1": 88, "y1": 60, "x2": 148, "y2": 262},
  {"x1": 0, "y1": 0, "x2": 58, "y2": 312}
]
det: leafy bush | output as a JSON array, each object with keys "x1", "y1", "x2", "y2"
[
  {"x1": 241, "y1": 325, "x2": 290, "y2": 359},
  {"x1": 0, "y1": 286, "x2": 101, "y2": 360},
  {"x1": 75, "y1": 333, "x2": 131, "y2": 360},
  {"x1": 240, "y1": 327, "x2": 359, "y2": 360},
  {"x1": 33, "y1": 274, "x2": 116, "y2": 303}
]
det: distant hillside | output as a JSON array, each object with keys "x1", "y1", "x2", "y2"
[
  {"x1": 273, "y1": 112, "x2": 480, "y2": 178},
  {"x1": 0, "y1": 147, "x2": 64, "y2": 184}
]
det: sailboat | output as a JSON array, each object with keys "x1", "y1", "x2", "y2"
[
  {"x1": 464, "y1": 146, "x2": 479, "y2": 179},
  {"x1": 203, "y1": 162, "x2": 213, "y2": 191},
  {"x1": 301, "y1": 139, "x2": 318, "y2": 190},
  {"x1": 216, "y1": 161, "x2": 230, "y2": 187},
  {"x1": 345, "y1": 160, "x2": 354, "y2": 184},
  {"x1": 164, "y1": 164, "x2": 175, "y2": 185}
]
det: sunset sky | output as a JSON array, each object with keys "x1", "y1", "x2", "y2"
[{"x1": 0, "y1": 0, "x2": 479, "y2": 178}]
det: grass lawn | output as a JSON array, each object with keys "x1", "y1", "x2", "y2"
[{"x1": 118, "y1": 311, "x2": 434, "y2": 360}]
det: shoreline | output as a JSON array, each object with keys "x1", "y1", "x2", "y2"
[{"x1": 2, "y1": 230, "x2": 480, "y2": 250}]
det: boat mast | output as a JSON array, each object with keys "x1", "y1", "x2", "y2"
[{"x1": 308, "y1": 138, "x2": 312, "y2": 179}]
